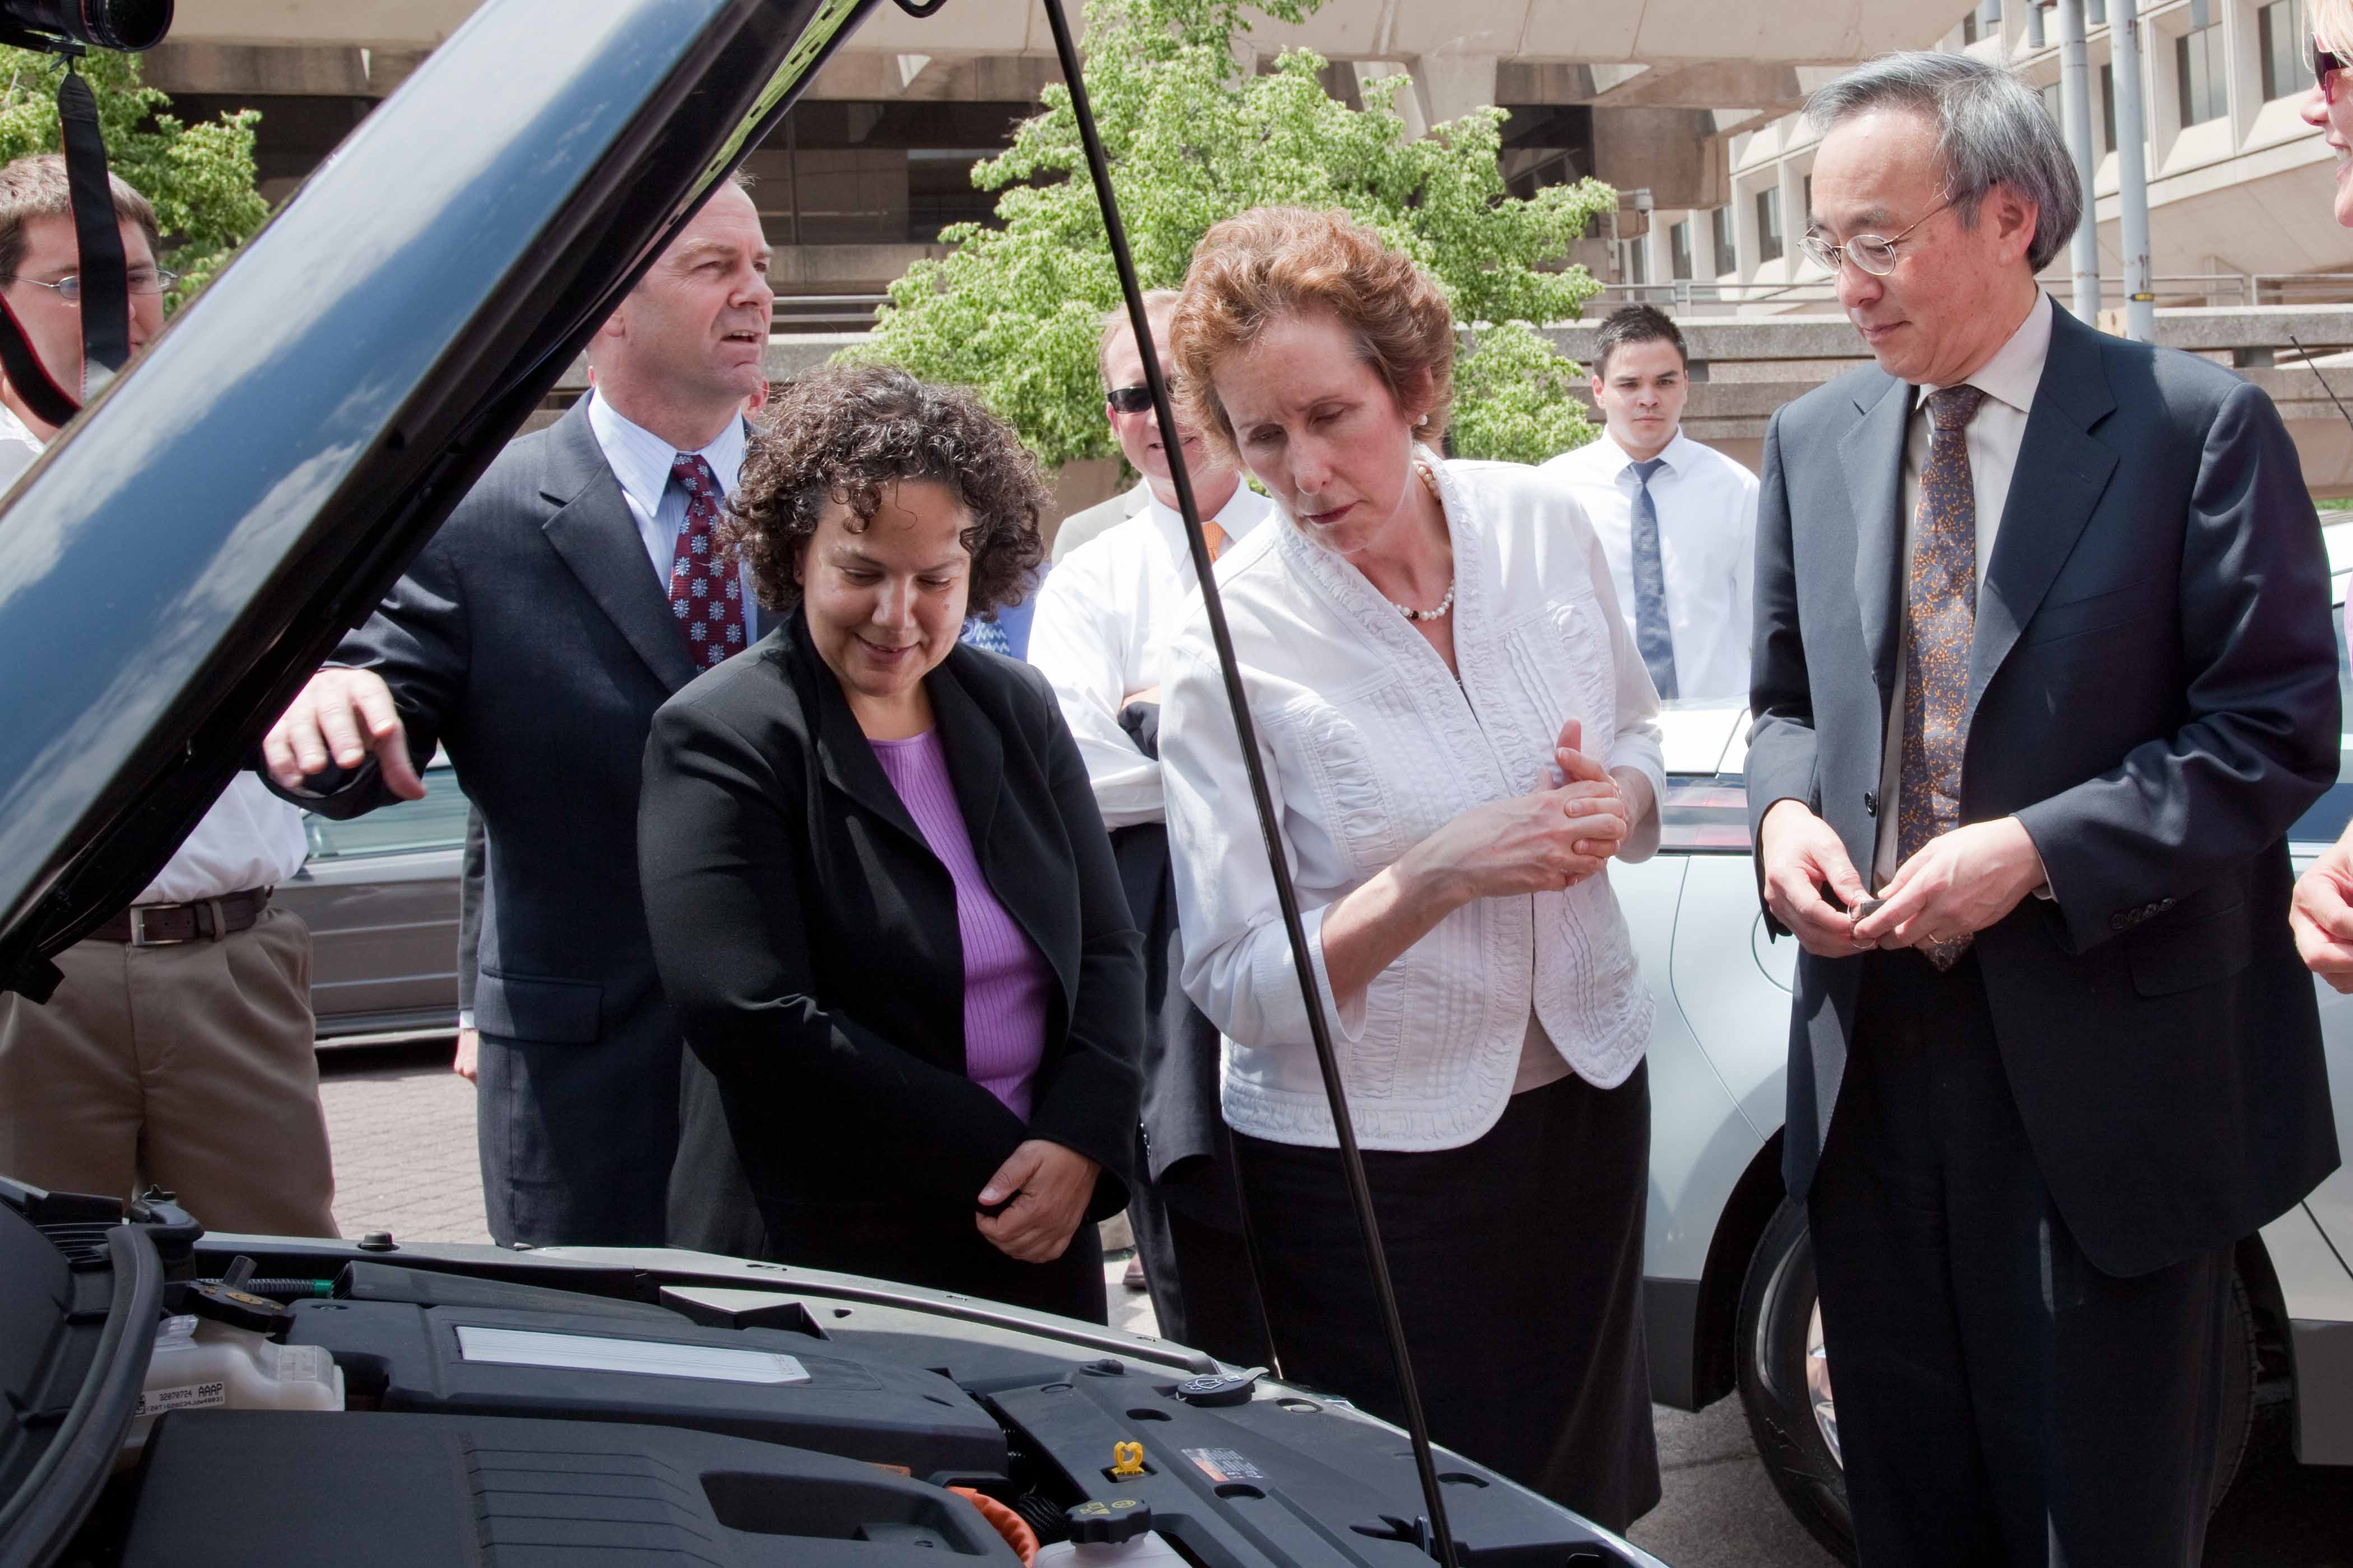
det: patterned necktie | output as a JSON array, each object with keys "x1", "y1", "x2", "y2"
[
  {"x1": 666, "y1": 453, "x2": 742, "y2": 674},
  {"x1": 1201, "y1": 520, "x2": 1227, "y2": 563},
  {"x1": 1628, "y1": 458, "x2": 1678, "y2": 700},
  {"x1": 1897, "y1": 384, "x2": 1989, "y2": 970}
]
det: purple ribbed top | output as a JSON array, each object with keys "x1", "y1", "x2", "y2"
[{"x1": 869, "y1": 730, "x2": 1048, "y2": 1120}]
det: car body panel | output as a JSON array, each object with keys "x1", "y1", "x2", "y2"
[{"x1": 275, "y1": 764, "x2": 464, "y2": 1042}]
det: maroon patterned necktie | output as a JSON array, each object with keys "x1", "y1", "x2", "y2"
[
  {"x1": 1897, "y1": 384, "x2": 1988, "y2": 971},
  {"x1": 666, "y1": 453, "x2": 742, "y2": 673}
]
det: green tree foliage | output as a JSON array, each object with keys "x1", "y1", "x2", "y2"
[
  {"x1": 0, "y1": 47, "x2": 267, "y2": 307},
  {"x1": 849, "y1": 0, "x2": 1611, "y2": 467}
]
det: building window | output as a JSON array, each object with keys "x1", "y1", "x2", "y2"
[
  {"x1": 1670, "y1": 218, "x2": 1694, "y2": 281},
  {"x1": 2262, "y1": 0, "x2": 2310, "y2": 100},
  {"x1": 2176, "y1": 22, "x2": 2227, "y2": 127},
  {"x1": 2099, "y1": 62, "x2": 2118, "y2": 156},
  {"x1": 1623, "y1": 238, "x2": 1649, "y2": 286},
  {"x1": 1755, "y1": 186, "x2": 1784, "y2": 263},
  {"x1": 1962, "y1": 10, "x2": 1980, "y2": 45},
  {"x1": 1712, "y1": 205, "x2": 1737, "y2": 276},
  {"x1": 2040, "y1": 79, "x2": 2065, "y2": 131}
]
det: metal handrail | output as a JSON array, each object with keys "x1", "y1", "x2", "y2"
[{"x1": 1599, "y1": 273, "x2": 2353, "y2": 312}]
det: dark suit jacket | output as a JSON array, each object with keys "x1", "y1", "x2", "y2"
[
  {"x1": 1747, "y1": 303, "x2": 2342, "y2": 1278},
  {"x1": 277, "y1": 399, "x2": 770, "y2": 1245},
  {"x1": 639, "y1": 611, "x2": 1143, "y2": 1271}
]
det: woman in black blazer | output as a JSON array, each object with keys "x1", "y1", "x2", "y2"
[{"x1": 641, "y1": 366, "x2": 1143, "y2": 1323}]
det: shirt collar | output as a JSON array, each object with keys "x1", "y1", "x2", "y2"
[
  {"x1": 1142, "y1": 476, "x2": 1271, "y2": 542},
  {"x1": 586, "y1": 389, "x2": 748, "y2": 517},
  {"x1": 0, "y1": 399, "x2": 45, "y2": 453},
  {"x1": 1588, "y1": 426, "x2": 1693, "y2": 481},
  {"x1": 1915, "y1": 290, "x2": 2053, "y2": 418}
]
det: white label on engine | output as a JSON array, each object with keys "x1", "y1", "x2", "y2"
[
  {"x1": 453, "y1": 1325, "x2": 810, "y2": 1385},
  {"x1": 135, "y1": 1380, "x2": 227, "y2": 1418}
]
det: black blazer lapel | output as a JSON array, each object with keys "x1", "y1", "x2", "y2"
[
  {"x1": 1841, "y1": 373, "x2": 1911, "y2": 719},
  {"x1": 1967, "y1": 309, "x2": 2119, "y2": 718},
  {"x1": 539, "y1": 402, "x2": 699, "y2": 693},
  {"x1": 783, "y1": 622, "x2": 934, "y2": 857}
]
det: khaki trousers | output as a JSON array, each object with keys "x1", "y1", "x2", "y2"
[{"x1": 0, "y1": 904, "x2": 337, "y2": 1236}]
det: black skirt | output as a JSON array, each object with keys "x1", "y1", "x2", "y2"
[{"x1": 1232, "y1": 1063, "x2": 1660, "y2": 1533}]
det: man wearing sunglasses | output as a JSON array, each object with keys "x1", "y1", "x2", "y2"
[
  {"x1": 1027, "y1": 293, "x2": 1273, "y2": 1365},
  {"x1": 1748, "y1": 53, "x2": 2338, "y2": 1565}
]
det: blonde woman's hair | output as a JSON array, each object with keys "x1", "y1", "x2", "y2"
[
  {"x1": 1169, "y1": 207, "x2": 1454, "y2": 460},
  {"x1": 2317, "y1": 0, "x2": 2353, "y2": 55}
]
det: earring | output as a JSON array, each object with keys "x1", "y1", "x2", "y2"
[{"x1": 1415, "y1": 413, "x2": 1429, "y2": 427}]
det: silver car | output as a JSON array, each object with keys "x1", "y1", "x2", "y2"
[
  {"x1": 1629, "y1": 527, "x2": 2353, "y2": 1560},
  {"x1": 275, "y1": 760, "x2": 465, "y2": 1046}
]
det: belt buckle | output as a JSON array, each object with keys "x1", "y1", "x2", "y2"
[{"x1": 127, "y1": 905, "x2": 190, "y2": 946}]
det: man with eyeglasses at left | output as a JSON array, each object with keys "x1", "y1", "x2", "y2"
[{"x1": 0, "y1": 154, "x2": 337, "y2": 1237}]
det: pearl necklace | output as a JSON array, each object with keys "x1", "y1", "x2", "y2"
[{"x1": 1390, "y1": 460, "x2": 1455, "y2": 622}]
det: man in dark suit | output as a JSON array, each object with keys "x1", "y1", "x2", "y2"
[
  {"x1": 262, "y1": 178, "x2": 776, "y2": 1249},
  {"x1": 1748, "y1": 54, "x2": 2340, "y2": 1564}
]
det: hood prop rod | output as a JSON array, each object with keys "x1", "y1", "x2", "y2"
[{"x1": 1034, "y1": 4, "x2": 1461, "y2": 1565}]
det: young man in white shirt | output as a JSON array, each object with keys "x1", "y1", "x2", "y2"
[
  {"x1": 0, "y1": 156, "x2": 336, "y2": 1235},
  {"x1": 1027, "y1": 294, "x2": 1272, "y2": 1364},
  {"x1": 1540, "y1": 304, "x2": 1760, "y2": 705}
]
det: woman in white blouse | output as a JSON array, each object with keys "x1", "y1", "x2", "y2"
[{"x1": 1158, "y1": 207, "x2": 1664, "y2": 1530}]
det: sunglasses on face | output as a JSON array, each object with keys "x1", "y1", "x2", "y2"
[
  {"x1": 2318, "y1": 40, "x2": 2346, "y2": 99},
  {"x1": 1107, "y1": 381, "x2": 1180, "y2": 413}
]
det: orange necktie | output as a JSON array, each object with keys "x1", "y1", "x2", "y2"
[{"x1": 1202, "y1": 520, "x2": 1227, "y2": 563}]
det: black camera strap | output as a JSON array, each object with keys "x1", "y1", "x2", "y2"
[
  {"x1": 0, "y1": 60, "x2": 133, "y2": 432},
  {"x1": 58, "y1": 66, "x2": 129, "y2": 387}
]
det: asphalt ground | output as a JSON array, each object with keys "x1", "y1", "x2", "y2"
[{"x1": 318, "y1": 1038, "x2": 2352, "y2": 1567}]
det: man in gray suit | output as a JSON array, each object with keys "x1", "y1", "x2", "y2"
[
  {"x1": 1748, "y1": 55, "x2": 2339, "y2": 1563},
  {"x1": 262, "y1": 178, "x2": 776, "y2": 1249}
]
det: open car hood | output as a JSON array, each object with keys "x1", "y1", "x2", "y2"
[{"x1": 0, "y1": 0, "x2": 885, "y2": 998}]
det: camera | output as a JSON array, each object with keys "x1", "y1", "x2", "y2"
[{"x1": 0, "y1": 0, "x2": 172, "y2": 55}]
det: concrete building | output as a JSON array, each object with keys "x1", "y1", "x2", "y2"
[
  {"x1": 1647, "y1": 0, "x2": 2346, "y2": 312},
  {"x1": 146, "y1": 1, "x2": 1985, "y2": 307}
]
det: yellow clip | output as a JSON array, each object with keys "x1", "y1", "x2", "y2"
[{"x1": 1110, "y1": 1441, "x2": 1147, "y2": 1477}]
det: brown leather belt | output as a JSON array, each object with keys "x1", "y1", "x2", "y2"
[{"x1": 92, "y1": 887, "x2": 273, "y2": 946}]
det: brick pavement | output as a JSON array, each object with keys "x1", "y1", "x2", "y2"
[{"x1": 319, "y1": 1039, "x2": 490, "y2": 1244}]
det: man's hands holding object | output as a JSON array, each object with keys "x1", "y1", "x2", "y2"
[{"x1": 1759, "y1": 799, "x2": 2047, "y2": 959}]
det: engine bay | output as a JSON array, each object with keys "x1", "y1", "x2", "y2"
[{"x1": 2, "y1": 1182, "x2": 1653, "y2": 1568}]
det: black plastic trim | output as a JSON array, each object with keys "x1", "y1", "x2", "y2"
[{"x1": 0, "y1": 1223, "x2": 163, "y2": 1568}]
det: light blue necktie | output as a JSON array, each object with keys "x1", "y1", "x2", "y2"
[{"x1": 1628, "y1": 457, "x2": 1677, "y2": 700}]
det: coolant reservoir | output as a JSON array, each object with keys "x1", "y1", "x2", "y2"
[
  {"x1": 124, "y1": 1314, "x2": 344, "y2": 1453},
  {"x1": 1033, "y1": 1532, "x2": 1189, "y2": 1568}
]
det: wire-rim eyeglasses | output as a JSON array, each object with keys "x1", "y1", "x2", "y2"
[
  {"x1": 1, "y1": 267, "x2": 179, "y2": 304},
  {"x1": 1798, "y1": 197, "x2": 1954, "y2": 278}
]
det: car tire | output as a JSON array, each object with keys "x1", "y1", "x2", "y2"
[
  {"x1": 1732, "y1": 1198, "x2": 2259, "y2": 1566},
  {"x1": 1734, "y1": 1199, "x2": 1854, "y2": 1563}
]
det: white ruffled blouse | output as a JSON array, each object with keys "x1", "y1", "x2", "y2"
[{"x1": 1159, "y1": 451, "x2": 1665, "y2": 1152}]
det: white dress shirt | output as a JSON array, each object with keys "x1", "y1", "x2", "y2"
[
  {"x1": 1539, "y1": 427, "x2": 1759, "y2": 703},
  {"x1": 1161, "y1": 451, "x2": 1665, "y2": 1152},
  {"x1": 142, "y1": 766, "x2": 310, "y2": 905},
  {"x1": 1027, "y1": 480, "x2": 1275, "y2": 830},
  {"x1": 1873, "y1": 292, "x2": 2054, "y2": 884},
  {"x1": 586, "y1": 390, "x2": 758, "y2": 649}
]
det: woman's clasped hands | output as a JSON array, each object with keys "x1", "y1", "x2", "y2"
[
  {"x1": 974, "y1": 1139, "x2": 1101, "y2": 1263},
  {"x1": 1412, "y1": 719, "x2": 1630, "y2": 900}
]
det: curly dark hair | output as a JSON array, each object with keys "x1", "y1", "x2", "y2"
[{"x1": 725, "y1": 364, "x2": 1048, "y2": 618}]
